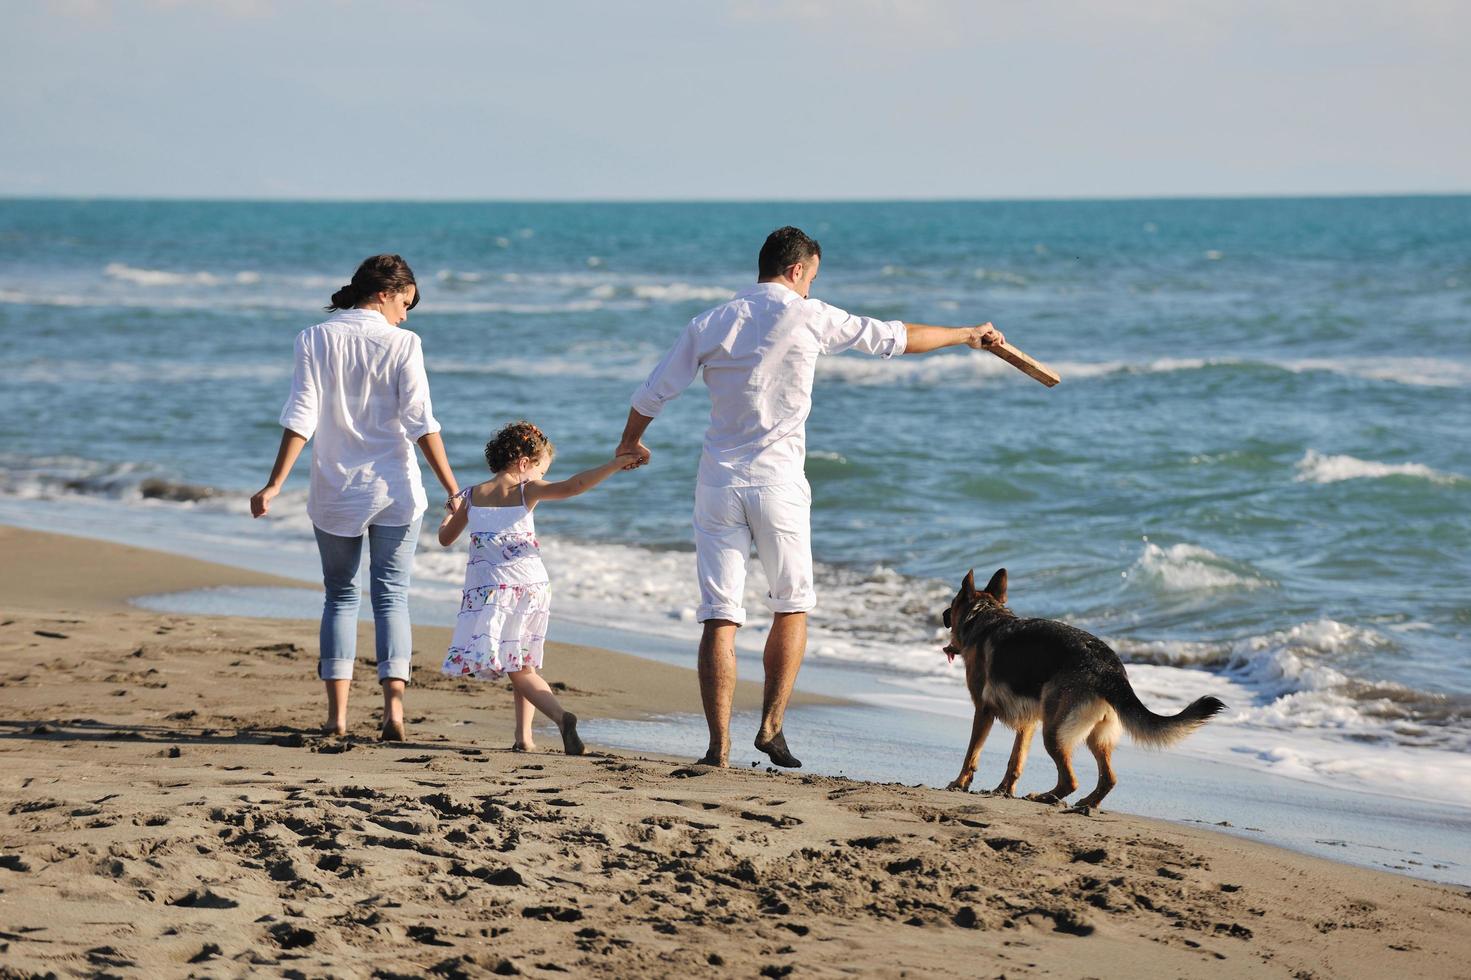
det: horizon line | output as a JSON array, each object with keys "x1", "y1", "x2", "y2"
[{"x1": 2, "y1": 189, "x2": 1469, "y2": 206}]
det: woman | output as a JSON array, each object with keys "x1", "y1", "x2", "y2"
[{"x1": 251, "y1": 254, "x2": 459, "y2": 741}]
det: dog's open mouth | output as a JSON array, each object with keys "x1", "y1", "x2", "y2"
[{"x1": 942, "y1": 644, "x2": 958, "y2": 665}]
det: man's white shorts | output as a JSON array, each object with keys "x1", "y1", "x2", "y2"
[{"x1": 693, "y1": 480, "x2": 815, "y2": 625}]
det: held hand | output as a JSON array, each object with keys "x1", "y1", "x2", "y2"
[
  {"x1": 250, "y1": 484, "x2": 279, "y2": 518},
  {"x1": 617, "y1": 441, "x2": 652, "y2": 469},
  {"x1": 966, "y1": 322, "x2": 1005, "y2": 349},
  {"x1": 444, "y1": 493, "x2": 465, "y2": 515},
  {"x1": 614, "y1": 452, "x2": 642, "y2": 471}
]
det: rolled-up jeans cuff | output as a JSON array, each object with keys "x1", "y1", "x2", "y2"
[
  {"x1": 377, "y1": 660, "x2": 411, "y2": 683},
  {"x1": 319, "y1": 658, "x2": 355, "y2": 681},
  {"x1": 697, "y1": 603, "x2": 746, "y2": 626}
]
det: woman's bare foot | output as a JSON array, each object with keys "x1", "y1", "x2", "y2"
[
  {"x1": 754, "y1": 730, "x2": 802, "y2": 768},
  {"x1": 558, "y1": 713, "x2": 584, "y2": 756},
  {"x1": 321, "y1": 723, "x2": 348, "y2": 738},
  {"x1": 509, "y1": 741, "x2": 536, "y2": 753},
  {"x1": 379, "y1": 720, "x2": 406, "y2": 743}
]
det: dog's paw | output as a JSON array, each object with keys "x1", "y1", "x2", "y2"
[
  {"x1": 946, "y1": 778, "x2": 972, "y2": 793},
  {"x1": 1025, "y1": 791, "x2": 1066, "y2": 806},
  {"x1": 1063, "y1": 804, "x2": 1095, "y2": 816},
  {"x1": 986, "y1": 784, "x2": 1016, "y2": 798}
]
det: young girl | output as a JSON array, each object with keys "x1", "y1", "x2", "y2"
[{"x1": 439, "y1": 420, "x2": 635, "y2": 755}]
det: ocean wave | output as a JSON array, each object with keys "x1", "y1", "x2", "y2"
[
  {"x1": 813, "y1": 353, "x2": 1216, "y2": 387},
  {"x1": 812, "y1": 352, "x2": 1471, "y2": 390},
  {"x1": 103, "y1": 263, "x2": 269, "y2": 287},
  {"x1": 1127, "y1": 541, "x2": 1270, "y2": 592},
  {"x1": 1280, "y1": 356, "x2": 1471, "y2": 389},
  {"x1": 435, "y1": 269, "x2": 485, "y2": 284},
  {"x1": 0, "y1": 288, "x2": 325, "y2": 313},
  {"x1": 0, "y1": 455, "x2": 244, "y2": 509},
  {"x1": 12, "y1": 360, "x2": 289, "y2": 385},
  {"x1": 1294, "y1": 449, "x2": 1462, "y2": 485},
  {"x1": 426, "y1": 354, "x2": 654, "y2": 382},
  {"x1": 631, "y1": 283, "x2": 736, "y2": 303}
]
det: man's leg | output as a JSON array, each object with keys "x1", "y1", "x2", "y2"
[
  {"x1": 692, "y1": 484, "x2": 750, "y2": 767},
  {"x1": 755, "y1": 611, "x2": 806, "y2": 766},
  {"x1": 697, "y1": 619, "x2": 739, "y2": 765},
  {"x1": 748, "y1": 480, "x2": 816, "y2": 768}
]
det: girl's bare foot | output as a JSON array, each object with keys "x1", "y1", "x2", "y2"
[
  {"x1": 509, "y1": 741, "x2": 536, "y2": 753},
  {"x1": 379, "y1": 720, "x2": 406, "y2": 743},
  {"x1": 559, "y1": 713, "x2": 584, "y2": 756}
]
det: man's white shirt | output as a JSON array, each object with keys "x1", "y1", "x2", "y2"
[{"x1": 631, "y1": 282, "x2": 906, "y2": 487}]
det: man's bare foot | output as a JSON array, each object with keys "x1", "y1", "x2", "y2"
[
  {"x1": 379, "y1": 720, "x2": 406, "y2": 743},
  {"x1": 754, "y1": 730, "x2": 802, "y2": 768},
  {"x1": 694, "y1": 752, "x2": 727, "y2": 767},
  {"x1": 558, "y1": 713, "x2": 584, "y2": 756},
  {"x1": 321, "y1": 723, "x2": 347, "y2": 737}
]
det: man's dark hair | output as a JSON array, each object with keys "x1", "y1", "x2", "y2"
[{"x1": 758, "y1": 226, "x2": 821, "y2": 280}]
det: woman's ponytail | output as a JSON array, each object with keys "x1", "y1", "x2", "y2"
[{"x1": 328, "y1": 283, "x2": 360, "y2": 310}]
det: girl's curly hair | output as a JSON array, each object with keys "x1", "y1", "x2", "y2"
[{"x1": 484, "y1": 420, "x2": 555, "y2": 473}]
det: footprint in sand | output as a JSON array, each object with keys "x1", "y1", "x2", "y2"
[
  {"x1": 451, "y1": 862, "x2": 524, "y2": 886},
  {"x1": 654, "y1": 797, "x2": 722, "y2": 813},
  {"x1": 368, "y1": 811, "x2": 438, "y2": 836},
  {"x1": 167, "y1": 887, "x2": 238, "y2": 909},
  {"x1": 522, "y1": 905, "x2": 583, "y2": 922},
  {"x1": 407, "y1": 924, "x2": 455, "y2": 947},
  {"x1": 267, "y1": 922, "x2": 315, "y2": 949}
]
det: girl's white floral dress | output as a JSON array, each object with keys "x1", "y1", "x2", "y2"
[{"x1": 442, "y1": 483, "x2": 550, "y2": 680}]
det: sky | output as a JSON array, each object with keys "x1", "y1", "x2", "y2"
[{"x1": 2, "y1": 0, "x2": 1468, "y2": 200}]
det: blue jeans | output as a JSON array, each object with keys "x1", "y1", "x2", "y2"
[{"x1": 313, "y1": 520, "x2": 421, "y2": 683}]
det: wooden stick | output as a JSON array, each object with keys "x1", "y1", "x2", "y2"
[{"x1": 988, "y1": 341, "x2": 1060, "y2": 387}]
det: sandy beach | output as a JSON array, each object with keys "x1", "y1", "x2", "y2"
[{"x1": 2, "y1": 526, "x2": 1469, "y2": 978}]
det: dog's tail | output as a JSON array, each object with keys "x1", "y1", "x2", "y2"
[{"x1": 1104, "y1": 675, "x2": 1226, "y2": 748}]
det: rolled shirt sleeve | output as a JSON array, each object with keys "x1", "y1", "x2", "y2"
[
  {"x1": 815, "y1": 302, "x2": 908, "y2": 358},
  {"x1": 278, "y1": 330, "x2": 320, "y2": 440},
  {"x1": 631, "y1": 320, "x2": 702, "y2": 418},
  {"x1": 396, "y1": 333, "x2": 440, "y2": 441}
]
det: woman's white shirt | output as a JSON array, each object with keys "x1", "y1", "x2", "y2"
[{"x1": 279, "y1": 309, "x2": 440, "y2": 537}]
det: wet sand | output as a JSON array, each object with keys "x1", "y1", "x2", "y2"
[{"x1": 2, "y1": 527, "x2": 1469, "y2": 978}]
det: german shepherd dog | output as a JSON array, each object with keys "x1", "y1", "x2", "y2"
[{"x1": 942, "y1": 568, "x2": 1225, "y2": 808}]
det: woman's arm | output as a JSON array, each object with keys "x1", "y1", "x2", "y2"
[
  {"x1": 251, "y1": 428, "x2": 308, "y2": 518},
  {"x1": 416, "y1": 431, "x2": 460, "y2": 502},
  {"x1": 438, "y1": 492, "x2": 470, "y2": 546},
  {"x1": 525, "y1": 454, "x2": 638, "y2": 505}
]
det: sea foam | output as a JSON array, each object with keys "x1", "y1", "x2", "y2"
[
  {"x1": 1129, "y1": 541, "x2": 1270, "y2": 592},
  {"x1": 1294, "y1": 449, "x2": 1460, "y2": 485}
]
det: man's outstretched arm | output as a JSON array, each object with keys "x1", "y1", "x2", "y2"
[
  {"x1": 616, "y1": 408, "x2": 654, "y2": 469},
  {"x1": 904, "y1": 322, "x2": 1005, "y2": 355}
]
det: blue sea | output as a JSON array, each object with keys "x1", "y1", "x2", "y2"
[{"x1": 2, "y1": 197, "x2": 1469, "y2": 874}]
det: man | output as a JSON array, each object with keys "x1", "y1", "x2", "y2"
[{"x1": 616, "y1": 226, "x2": 1004, "y2": 768}]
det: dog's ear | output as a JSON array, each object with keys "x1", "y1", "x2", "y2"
[
  {"x1": 942, "y1": 607, "x2": 952, "y2": 628},
  {"x1": 984, "y1": 568, "x2": 1007, "y2": 603},
  {"x1": 961, "y1": 568, "x2": 976, "y2": 599}
]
